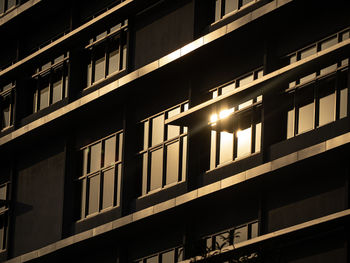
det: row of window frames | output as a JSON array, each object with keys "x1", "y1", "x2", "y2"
[
  {"x1": 81, "y1": 133, "x2": 123, "y2": 176},
  {"x1": 0, "y1": 0, "x2": 16, "y2": 14},
  {"x1": 142, "y1": 135, "x2": 187, "y2": 194},
  {"x1": 288, "y1": 29, "x2": 349, "y2": 64},
  {"x1": 205, "y1": 221, "x2": 259, "y2": 251},
  {"x1": 86, "y1": 36, "x2": 127, "y2": 87},
  {"x1": 142, "y1": 103, "x2": 189, "y2": 150},
  {"x1": 211, "y1": 69, "x2": 263, "y2": 98},
  {"x1": 80, "y1": 164, "x2": 122, "y2": 218},
  {"x1": 214, "y1": 0, "x2": 257, "y2": 22},
  {"x1": 136, "y1": 247, "x2": 184, "y2": 263},
  {"x1": 287, "y1": 83, "x2": 348, "y2": 138},
  {"x1": 32, "y1": 66, "x2": 68, "y2": 113}
]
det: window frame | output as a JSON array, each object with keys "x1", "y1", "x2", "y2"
[
  {"x1": 0, "y1": 0, "x2": 17, "y2": 16},
  {"x1": 213, "y1": 0, "x2": 259, "y2": 23},
  {"x1": 31, "y1": 53, "x2": 69, "y2": 113},
  {"x1": 85, "y1": 21, "x2": 128, "y2": 88},
  {"x1": 135, "y1": 246, "x2": 184, "y2": 263},
  {"x1": 77, "y1": 131, "x2": 123, "y2": 219},
  {"x1": 139, "y1": 101, "x2": 189, "y2": 196},
  {"x1": 0, "y1": 182, "x2": 10, "y2": 252}
]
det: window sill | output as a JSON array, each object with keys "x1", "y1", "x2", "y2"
[
  {"x1": 76, "y1": 205, "x2": 120, "y2": 223},
  {"x1": 84, "y1": 68, "x2": 127, "y2": 92},
  {"x1": 0, "y1": 125, "x2": 13, "y2": 133},
  {"x1": 138, "y1": 180, "x2": 186, "y2": 200}
]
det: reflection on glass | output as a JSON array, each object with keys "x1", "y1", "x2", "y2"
[
  {"x1": 80, "y1": 179, "x2": 86, "y2": 218},
  {"x1": 143, "y1": 121, "x2": 149, "y2": 150},
  {"x1": 142, "y1": 153, "x2": 148, "y2": 195},
  {"x1": 118, "y1": 133, "x2": 123, "y2": 162},
  {"x1": 215, "y1": 0, "x2": 221, "y2": 21},
  {"x1": 152, "y1": 115, "x2": 164, "y2": 146},
  {"x1": 88, "y1": 174, "x2": 100, "y2": 215},
  {"x1": 299, "y1": 73, "x2": 316, "y2": 84},
  {"x1": 82, "y1": 148, "x2": 89, "y2": 175},
  {"x1": 254, "y1": 122, "x2": 261, "y2": 153},
  {"x1": 167, "y1": 107, "x2": 180, "y2": 139},
  {"x1": 300, "y1": 46, "x2": 316, "y2": 60},
  {"x1": 238, "y1": 74, "x2": 254, "y2": 87},
  {"x1": 210, "y1": 130, "x2": 217, "y2": 169},
  {"x1": 242, "y1": 0, "x2": 253, "y2": 6},
  {"x1": 90, "y1": 143, "x2": 101, "y2": 172},
  {"x1": 287, "y1": 109, "x2": 295, "y2": 139},
  {"x1": 102, "y1": 168, "x2": 115, "y2": 209},
  {"x1": 122, "y1": 45, "x2": 127, "y2": 69},
  {"x1": 215, "y1": 232, "x2": 229, "y2": 249},
  {"x1": 219, "y1": 131, "x2": 233, "y2": 164},
  {"x1": 94, "y1": 55, "x2": 105, "y2": 82},
  {"x1": 166, "y1": 142, "x2": 179, "y2": 185},
  {"x1": 238, "y1": 99, "x2": 253, "y2": 110},
  {"x1": 87, "y1": 62, "x2": 92, "y2": 86},
  {"x1": 104, "y1": 136, "x2": 116, "y2": 166},
  {"x1": 2, "y1": 106, "x2": 10, "y2": 128},
  {"x1": 298, "y1": 102, "x2": 314, "y2": 134},
  {"x1": 340, "y1": 88, "x2": 348, "y2": 119},
  {"x1": 234, "y1": 226, "x2": 248, "y2": 244},
  {"x1": 319, "y1": 93, "x2": 335, "y2": 126},
  {"x1": 320, "y1": 64, "x2": 337, "y2": 75},
  {"x1": 39, "y1": 86, "x2": 49, "y2": 110},
  {"x1": 237, "y1": 127, "x2": 251, "y2": 158},
  {"x1": 221, "y1": 82, "x2": 235, "y2": 94},
  {"x1": 108, "y1": 43, "x2": 120, "y2": 75},
  {"x1": 251, "y1": 222, "x2": 259, "y2": 238},
  {"x1": 224, "y1": 0, "x2": 238, "y2": 15},
  {"x1": 320, "y1": 36, "x2": 338, "y2": 50},
  {"x1": 52, "y1": 79, "x2": 62, "y2": 104},
  {"x1": 150, "y1": 148, "x2": 163, "y2": 191},
  {"x1": 182, "y1": 136, "x2": 187, "y2": 181}
]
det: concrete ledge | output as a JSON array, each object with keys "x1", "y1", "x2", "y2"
[{"x1": 0, "y1": 0, "x2": 42, "y2": 26}]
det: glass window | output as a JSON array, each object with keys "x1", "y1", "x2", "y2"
[
  {"x1": 298, "y1": 102, "x2": 314, "y2": 134},
  {"x1": 1, "y1": 106, "x2": 10, "y2": 129},
  {"x1": 234, "y1": 225, "x2": 248, "y2": 244},
  {"x1": 39, "y1": 86, "x2": 49, "y2": 110},
  {"x1": 86, "y1": 21, "x2": 128, "y2": 87},
  {"x1": 339, "y1": 88, "x2": 348, "y2": 119},
  {"x1": 215, "y1": 231, "x2": 230, "y2": 249},
  {"x1": 320, "y1": 36, "x2": 338, "y2": 50},
  {"x1": 224, "y1": 0, "x2": 238, "y2": 15},
  {"x1": 287, "y1": 109, "x2": 295, "y2": 139},
  {"x1": 79, "y1": 132, "x2": 122, "y2": 219},
  {"x1": 0, "y1": 0, "x2": 4, "y2": 14},
  {"x1": 238, "y1": 73, "x2": 254, "y2": 87},
  {"x1": 162, "y1": 250, "x2": 175, "y2": 263},
  {"x1": 0, "y1": 183, "x2": 9, "y2": 251},
  {"x1": 319, "y1": 93, "x2": 335, "y2": 126},
  {"x1": 236, "y1": 127, "x2": 252, "y2": 158},
  {"x1": 141, "y1": 102, "x2": 188, "y2": 195},
  {"x1": 215, "y1": 0, "x2": 256, "y2": 21},
  {"x1": 300, "y1": 46, "x2": 316, "y2": 60},
  {"x1": 219, "y1": 131, "x2": 233, "y2": 164},
  {"x1": 52, "y1": 78, "x2": 62, "y2": 104},
  {"x1": 7, "y1": 0, "x2": 15, "y2": 9}
]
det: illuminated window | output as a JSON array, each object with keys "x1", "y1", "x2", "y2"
[
  {"x1": 204, "y1": 221, "x2": 258, "y2": 252},
  {"x1": 1, "y1": 82, "x2": 14, "y2": 130},
  {"x1": 286, "y1": 69, "x2": 348, "y2": 138},
  {"x1": 78, "y1": 132, "x2": 123, "y2": 219},
  {"x1": 209, "y1": 69, "x2": 263, "y2": 169},
  {"x1": 0, "y1": 182, "x2": 9, "y2": 251},
  {"x1": 140, "y1": 102, "x2": 188, "y2": 195},
  {"x1": 135, "y1": 247, "x2": 184, "y2": 263},
  {"x1": 86, "y1": 21, "x2": 128, "y2": 87},
  {"x1": 31, "y1": 53, "x2": 69, "y2": 113},
  {"x1": 214, "y1": 0, "x2": 257, "y2": 22}
]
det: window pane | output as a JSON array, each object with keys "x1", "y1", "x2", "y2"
[
  {"x1": 53, "y1": 54, "x2": 65, "y2": 64},
  {"x1": 287, "y1": 109, "x2": 295, "y2": 139},
  {"x1": 88, "y1": 174, "x2": 100, "y2": 215},
  {"x1": 289, "y1": 54, "x2": 296, "y2": 64},
  {"x1": 319, "y1": 93, "x2": 335, "y2": 126},
  {"x1": 219, "y1": 131, "x2": 233, "y2": 164},
  {"x1": 2, "y1": 83, "x2": 12, "y2": 91},
  {"x1": 87, "y1": 62, "x2": 92, "y2": 86},
  {"x1": 215, "y1": 0, "x2": 221, "y2": 21},
  {"x1": 39, "y1": 86, "x2": 49, "y2": 110},
  {"x1": 80, "y1": 178, "x2": 86, "y2": 218},
  {"x1": 104, "y1": 136, "x2": 116, "y2": 167},
  {"x1": 162, "y1": 250, "x2": 175, "y2": 263},
  {"x1": 82, "y1": 148, "x2": 89, "y2": 175},
  {"x1": 0, "y1": 217, "x2": 4, "y2": 250},
  {"x1": 142, "y1": 153, "x2": 148, "y2": 195},
  {"x1": 254, "y1": 122, "x2": 261, "y2": 153},
  {"x1": 94, "y1": 52, "x2": 105, "y2": 82},
  {"x1": 7, "y1": 0, "x2": 16, "y2": 9},
  {"x1": 118, "y1": 133, "x2": 123, "y2": 162},
  {"x1": 238, "y1": 99, "x2": 253, "y2": 110},
  {"x1": 108, "y1": 40, "x2": 120, "y2": 74},
  {"x1": 167, "y1": 107, "x2": 181, "y2": 139},
  {"x1": 90, "y1": 143, "x2": 102, "y2": 172},
  {"x1": 238, "y1": 74, "x2": 254, "y2": 87},
  {"x1": 96, "y1": 31, "x2": 107, "y2": 41},
  {"x1": 0, "y1": 185, "x2": 6, "y2": 211},
  {"x1": 122, "y1": 44, "x2": 127, "y2": 69},
  {"x1": 210, "y1": 130, "x2": 217, "y2": 169},
  {"x1": 110, "y1": 23, "x2": 121, "y2": 33},
  {"x1": 320, "y1": 36, "x2": 338, "y2": 50},
  {"x1": 150, "y1": 148, "x2": 163, "y2": 191},
  {"x1": 224, "y1": 0, "x2": 238, "y2": 15},
  {"x1": 41, "y1": 61, "x2": 51, "y2": 71},
  {"x1": 299, "y1": 72, "x2": 316, "y2": 84},
  {"x1": 2, "y1": 105, "x2": 10, "y2": 128},
  {"x1": 236, "y1": 127, "x2": 252, "y2": 158},
  {"x1": 342, "y1": 31, "x2": 349, "y2": 41},
  {"x1": 221, "y1": 82, "x2": 235, "y2": 94},
  {"x1": 234, "y1": 226, "x2": 248, "y2": 244},
  {"x1": 340, "y1": 88, "x2": 348, "y2": 119},
  {"x1": 143, "y1": 121, "x2": 149, "y2": 150},
  {"x1": 146, "y1": 256, "x2": 158, "y2": 263},
  {"x1": 182, "y1": 136, "x2": 187, "y2": 181},
  {"x1": 102, "y1": 168, "x2": 115, "y2": 210},
  {"x1": 300, "y1": 46, "x2": 316, "y2": 60},
  {"x1": 0, "y1": 0, "x2": 4, "y2": 13},
  {"x1": 215, "y1": 232, "x2": 230, "y2": 249},
  {"x1": 298, "y1": 102, "x2": 314, "y2": 134},
  {"x1": 33, "y1": 90, "x2": 37, "y2": 113},
  {"x1": 151, "y1": 115, "x2": 164, "y2": 146},
  {"x1": 52, "y1": 79, "x2": 62, "y2": 104},
  {"x1": 251, "y1": 222, "x2": 258, "y2": 238},
  {"x1": 177, "y1": 248, "x2": 184, "y2": 262},
  {"x1": 166, "y1": 141, "x2": 179, "y2": 185},
  {"x1": 320, "y1": 64, "x2": 337, "y2": 76}
]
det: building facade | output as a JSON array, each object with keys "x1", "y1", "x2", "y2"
[{"x1": 0, "y1": 0, "x2": 349, "y2": 262}]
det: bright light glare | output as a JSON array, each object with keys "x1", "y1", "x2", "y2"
[
  {"x1": 210, "y1": 114, "x2": 218, "y2": 123},
  {"x1": 219, "y1": 108, "x2": 234, "y2": 119}
]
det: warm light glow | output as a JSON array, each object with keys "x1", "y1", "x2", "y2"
[
  {"x1": 210, "y1": 113, "x2": 218, "y2": 123},
  {"x1": 219, "y1": 108, "x2": 234, "y2": 119}
]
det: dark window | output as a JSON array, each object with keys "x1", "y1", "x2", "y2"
[
  {"x1": 0, "y1": 82, "x2": 14, "y2": 131},
  {"x1": 209, "y1": 69, "x2": 263, "y2": 169},
  {"x1": 78, "y1": 132, "x2": 123, "y2": 219},
  {"x1": 140, "y1": 102, "x2": 188, "y2": 195},
  {"x1": 0, "y1": 182, "x2": 9, "y2": 251},
  {"x1": 31, "y1": 53, "x2": 69, "y2": 113},
  {"x1": 214, "y1": 0, "x2": 258, "y2": 22},
  {"x1": 136, "y1": 247, "x2": 184, "y2": 263},
  {"x1": 86, "y1": 20, "x2": 128, "y2": 87}
]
